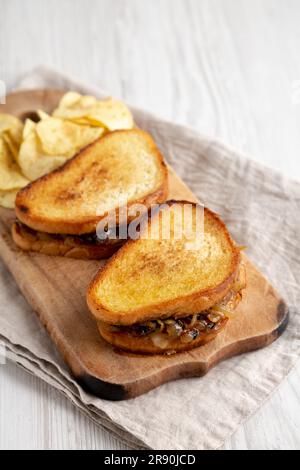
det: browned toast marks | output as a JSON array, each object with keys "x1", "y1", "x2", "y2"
[
  {"x1": 87, "y1": 201, "x2": 240, "y2": 326},
  {"x1": 15, "y1": 129, "x2": 168, "y2": 235}
]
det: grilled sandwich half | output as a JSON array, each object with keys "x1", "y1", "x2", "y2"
[
  {"x1": 13, "y1": 129, "x2": 168, "y2": 259},
  {"x1": 87, "y1": 200, "x2": 246, "y2": 354}
]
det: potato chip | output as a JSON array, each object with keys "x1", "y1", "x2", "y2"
[
  {"x1": 58, "y1": 91, "x2": 98, "y2": 109},
  {"x1": 2, "y1": 131, "x2": 19, "y2": 159},
  {"x1": 67, "y1": 117, "x2": 94, "y2": 126},
  {"x1": 37, "y1": 109, "x2": 50, "y2": 120},
  {"x1": 22, "y1": 118, "x2": 36, "y2": 139},
  {"x1": 0, "y1": 189, "x2": 19, "y2": 209},
  {"x1": 36, "y1": 116, "x2": 103, "y2": 156},
  {"x1": 58, "y1": 91, "x2": 83, "y2": 108},
  {"x1": 36, "y1": 118, "x2": 76, "y2": 156},
  {"x1": 0, "y1": 114, "x2": 23, "y2": 145},
  {"x1": 53, "y1": 93, "x2": 98, "y2": 119},
  {"x1": 0, "y1": 137, "x2": 29, "y2": 191},
  {"x1": 53, "y1": 92, "x2": 134, "y2": 131},
  {"x1": 0, "y1": 116, "x2": 29, "y2": 208},
  {"x1": 18, "y1": 116, "x2": 102, "y2": 180},
  {"x1": 53, "y1": 108, "x2": 90, "y2": 120},
  {"x1": 18, "y1": 127, "x2": 68, "y2": 180},
  {"x1": 87, "y1": 99, "x2": 134, "y2": 131}
]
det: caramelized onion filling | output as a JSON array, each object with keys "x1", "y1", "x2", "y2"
[
  {"x1": 15, "y1": 220, "x2": 124, "y2": 245},
  {"x1": 111, "y1": 309, "x2": 228, "y2": 344}
]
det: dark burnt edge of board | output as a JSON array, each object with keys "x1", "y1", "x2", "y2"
[
  {"x1": 275, "y1": 300, "x2": 289, "y2": 339},
  {"x1": 77, "y1": 374, "x2": 128, "y2": 400},
  {"x1": 75, "y1": 301, "x2": 290, "y2": 401}
]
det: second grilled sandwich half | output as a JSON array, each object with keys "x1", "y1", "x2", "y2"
[{"x1": 87, "y1": 200, "x2": 246, "y2": 354}]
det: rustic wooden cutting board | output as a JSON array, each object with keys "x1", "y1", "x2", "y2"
[{"x1": 0, "y1": 90, "x2": 289, "y2": 400}]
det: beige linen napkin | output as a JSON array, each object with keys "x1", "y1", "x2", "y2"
[{"x1": 0, "y1": 66, "x2": 300, "y2": 450}]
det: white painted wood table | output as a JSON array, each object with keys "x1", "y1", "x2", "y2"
[{"x1": 0, "y1": 0, "x2": 300, "y2": 450}]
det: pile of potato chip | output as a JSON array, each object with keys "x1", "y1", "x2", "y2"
[
  {"x1": 0, "y1": 92, "x2": 134, "y2": 208},
  {"x1": 0, "y1": 114, "x2": 28, "y2": 208}
]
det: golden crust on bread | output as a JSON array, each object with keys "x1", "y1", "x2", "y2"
[
  {"x1": 87, "y1": 201, "x2": 241, "y2": 325},
  {"x1": 15, "y1": 129, "x2": 168, "y2": 235},
  {"x1": 12, "y1": 221, "x2": 124, "y2": 259}
]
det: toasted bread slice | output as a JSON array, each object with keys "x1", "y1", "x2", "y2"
[
  {"x1": 15, "y1": 129, "x2": 168, "y2": 235},
  {"x1": 87, "y1": 201, "x2": 241, "y2": 326},
  {"x1": 12, "y1": 221, "x2": 124, "y2": 259}
]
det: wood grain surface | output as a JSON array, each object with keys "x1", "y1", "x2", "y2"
[{"x1": 0, "y1": 0, "x2": 300, "y2": 450}]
